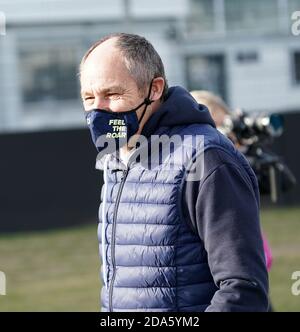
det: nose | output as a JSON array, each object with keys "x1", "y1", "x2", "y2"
[
  {"x1": 84, "y1": 96, "x2": 110, "y2": 112},
  {"x1": 92, "y1": 96, "x2": 111, "y2": 111}
]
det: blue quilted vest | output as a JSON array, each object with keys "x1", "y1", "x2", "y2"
[{"x1": 97, "y1": 121, "x2": 258, "y2": 312}]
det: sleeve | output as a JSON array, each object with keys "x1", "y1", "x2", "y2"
[{"x1": 184, "y1": 161, "x2": 269, "y2": 312}]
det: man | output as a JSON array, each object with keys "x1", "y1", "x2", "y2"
[{"x1": 80, "y1": 33, "x2": 269, "y2": 312}]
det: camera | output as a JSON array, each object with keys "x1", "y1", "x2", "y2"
[{"x1": 219, "y1": 109, "x2": 297, "y2": 203}]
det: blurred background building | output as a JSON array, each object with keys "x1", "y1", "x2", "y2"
[
  {"x1": 0, "y1": 0, "x2": 299, "y2": 231},
  {"x1": 0, "y1": 0, "x2": 300, "y2": 133}
]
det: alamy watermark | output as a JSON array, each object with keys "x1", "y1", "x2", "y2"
[
  {"x1": 291, "y1": 11, "x2": 300, "y2": 36},
  {"x1": 0, "y1": 271, "x2": 6, "y2": 295},
  {"x1": 0, "y1": 11, "x2": 6, "y2": 36},
  {"x1": 291, "y1": 271, "x2": 300, "y2": 296},
  {"x1": 95, "y1": 134, "x2": 205, "y2": 182}
]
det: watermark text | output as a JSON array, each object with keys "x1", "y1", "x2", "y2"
[
  {"x1": 0, "y1": 271, "x2": 6, "y2": 295},
  {"x1": 291, "y1": 11, "x2": 300, "y2": 36},
  {"x1": 291, "y1": 271, "x2": 300, "y2": 296},
  {"x1": 95, "y1": 134, "x2": 205, "y2": 182},
  {"x1": 0, "y1": 11, "x2": 6, "y2": 36}
]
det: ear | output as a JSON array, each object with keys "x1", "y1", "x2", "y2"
[{"x1": 150, "y1": 77, "x2": 165, "y2": 101}]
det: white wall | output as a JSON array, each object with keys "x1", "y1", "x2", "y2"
[
  {"x1": 0, "y1": 0, "x2": 190, "y2": 23},
  {"x1": 0, "y1": 0, "x2": 124, "y2": 23},
  {"x1": 228, "y1": 38, "x2": 300, "y2": 112},
  {"x1": 0, "y1": 31, "x2": 22, "y2": 131},
  {"x1": 130, "y1": 0, "x2": 188, "y2": 18}
]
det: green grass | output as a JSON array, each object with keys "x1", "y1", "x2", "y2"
[
  {"x1": 0, "y1": 207, "x2": 299, "y2": 312},
  {"x1": 260, "y1": 207, "x2": 300, "y2": 312},
  {"x1": 0, "y1": 223, "x2": 101, "y2": 311}
]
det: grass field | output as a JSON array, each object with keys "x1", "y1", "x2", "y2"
[{"x1": 0, "y1": 207, "x2": 299, "y2": 312}]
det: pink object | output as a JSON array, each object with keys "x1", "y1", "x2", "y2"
[{"x1": 262, "y1": 233, "x2": 273, "y2": 271}]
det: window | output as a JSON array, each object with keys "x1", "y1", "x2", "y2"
[
  {"x1": 20, "y1": 44, "x2": 79, "y2": 105},
  {"x1": 236, "y1": 51, "x2": 259, "y2": 64},
  {"x1": 10, "y1": 38, "x2": 85, "y2": 132},
  {"x1": 293, "y1": 51, "x2": 300, "y2": 84},
  {"x1": 225, "y1": 0, "x2": 279, "y2": 33},
  {"x1": 186, "y1": 54, "x2": 227, "y2": 102},
  {"x1": 186, "y1": 0, "x2": 215, "y2": 36}
]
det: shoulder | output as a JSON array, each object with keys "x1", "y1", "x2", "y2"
[
  {"x1": 178, "y1": 124, "x2": 259, "y2": 191},
  {"x1": 175, "y1": 123, "x2": 237, "y2": 157},
  {"x1": 175, "y1": 124, "x2": 244, "y2": 177}
]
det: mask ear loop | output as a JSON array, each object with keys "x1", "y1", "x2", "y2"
[{"x1": 138, "y1": 79, "x2": 154, "y2": 125}]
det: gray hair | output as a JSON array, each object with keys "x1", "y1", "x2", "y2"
[{"x1": 80, "y1": 33, "x2": 168, "y2": 101}]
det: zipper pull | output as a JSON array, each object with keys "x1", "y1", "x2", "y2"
[{"x1": 120, "y1": 169, "x2": 128, "y2": 181}]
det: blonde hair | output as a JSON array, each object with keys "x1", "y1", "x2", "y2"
[{"x1": 190, "y1": 90, "x2": 230, "y2": 127}]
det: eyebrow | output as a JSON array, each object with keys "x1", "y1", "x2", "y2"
[{"x1": 81, "y1": 85, "x2": 125, "y2": 98}]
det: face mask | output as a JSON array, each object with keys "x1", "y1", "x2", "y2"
[{"x1": 85, "y1": 80, "x2": 153, "y2": 153}]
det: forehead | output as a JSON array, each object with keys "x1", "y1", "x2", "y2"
[{"x1": 80, "y1": 39, "x2": 136, "y2": 93}]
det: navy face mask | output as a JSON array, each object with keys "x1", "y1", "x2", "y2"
[{"x1": 85, "y1": 81, "x2": 153, "y2": 153}]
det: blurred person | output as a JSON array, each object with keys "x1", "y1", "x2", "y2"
[
  {"x1": 189, "y1": 90, "x2": 231, "y2": 127},
  {"x1": 79, "y1": 33, "x2": 268, "y2": 312},
  {"x1": 190, "y1": 90, "x2": 240, "y2": 147},
  {"x1": 191, "y1": 89, "x2": 274, "y2": 308}
]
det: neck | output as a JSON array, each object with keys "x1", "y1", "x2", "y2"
[{"x1": 120, "y1": 144, "x2": 132, "y2": 157}]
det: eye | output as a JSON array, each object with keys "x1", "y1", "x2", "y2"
[
  {"x1": 106, "y1": 93, "x2": 120, "y2": 99},
  {"x1": 84, "y1": 96, "x2": 94, "y2": 101}
]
